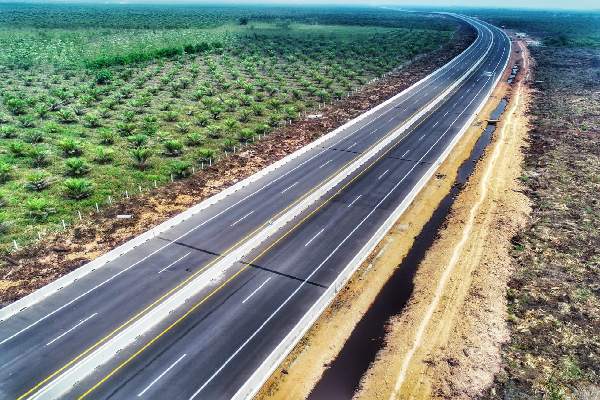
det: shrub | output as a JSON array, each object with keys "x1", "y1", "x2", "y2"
[
  {"x1": 25, "y1": 171, "x2": 51, "y2": 191},
  {"x1": 26, "y1": 197, "x2": 55, "y2": 220},
  {"x1": 164, "y1": 139, "x2": 183, "y2": 156},
  {"x1": 238, "y1": 128, "x2": 255, "y2": 143},
  {"x1": 186, "y1": 132, "x2": 205, "y2": 147},
  {"x1": 0, "y1": 213, "x2": 11, "y2": 235},
  {"x1": 95, "y1": 69, "x2": 113, "y2": 85},
  {"x1": 196, "y1": 148, "x2": 215, "y2": 163},
  {"x1": 116, "y1": 122, "x2": 136, "y2": 136},
  {"x1": 83, "y1": 113, "x2": 101, "y2": 128},
  {"x1": 44, "y1": 121, "x2": 62, "y2": 134},
  {"x1": 18, "y1": 115, "x2": 35, "y2": 128},
  {"x1": 255, "y1": 123, "x2": 270, "y2": 135},
  {"x1": 0, "y1": 162, "x2": 13, "y2": 183},
  {"x1": 65, "y1": 158, "x2": 90, "y2": 176},
  {"x1": 170, "y1": 160, "x2": 192, "y2": 179},
  {"x1": 59, "y1": 138, "x2": 83, "y2": 157},
  {"x1": 57, "y1": 108, "x2": 77, "y2": 123},
  {"x1": 194, "y1": 113, "x2": 210, "y2": 127},
  {"x1": 94, "y1": 147, "x2": 114, "y2": 164},
  {"x1": 207, "y1": 124, "x2": 223, "y2": 139},
  {"x1": 5, "y1": 97, "x2": 27, "y2": 115},
  {"x1": 131, "y1": 147, "x2": 152, "y2": 170},
  {"x1": 29, "y1": 146, "x2": 50, "y2": 167},
  {"x1": 175, "y1": 122, "x2": 191, "y2": 134},
  {"x1": 162, "y1": 111, "x2": 179, "y2": 122},
  {"x1": 0, "y1": 125, "x2": 18, "y2": 138},
  {"x1": 99, "y1": 129, "x2": 115, "y2": 145},
  {"x1": 127, "y1": 134, "x2": 149, "y2": 148},
  {"x1": 222, "y1": 138, "x2": 236, "y2": 152},
  {"x1": 64, "y1": 178, "x2": 94, "y2": 199},
  {"x1": 24, "y1": 130, "x2": 44, "y2": 143},
  {"x1": 8, "y1": 141, "x2": 28, "y2": 157}
]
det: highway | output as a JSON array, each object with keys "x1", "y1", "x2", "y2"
[{"x1": 0, "y1": 14, "x2": 511, "y2": 400}]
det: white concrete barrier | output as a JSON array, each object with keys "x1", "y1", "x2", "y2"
[{"x1": 232, "y1": 17, "x2": 510, "y2": 400}]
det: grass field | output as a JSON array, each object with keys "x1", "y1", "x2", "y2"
[{"x1": 0, "y1": 4, "x2": 456, "y2": 251}]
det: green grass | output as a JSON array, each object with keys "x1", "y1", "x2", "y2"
[{"x1": 0, "y1": 4, "x2": 456, "y2": 252}]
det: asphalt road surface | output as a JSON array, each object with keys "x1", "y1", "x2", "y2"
[{"x1": 0, "y1": 14, "x2": 511, "y2": 400}]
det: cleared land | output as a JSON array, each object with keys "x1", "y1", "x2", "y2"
[{"x1": 0, "y1": 4, "x2": 454, "y2": 253}]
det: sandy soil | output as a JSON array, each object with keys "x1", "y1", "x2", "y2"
[
  {"x1": 0, "y1": 26, "x2": 475, "y2": 306},
  {"x1": 253, "y1": 38, "x2": 518, "y2": 400},
  {"x1": 355, "y1": 38, "x2": 532, "y2": 400}
]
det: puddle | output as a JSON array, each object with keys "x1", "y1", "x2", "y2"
[{"x1": 308, "y1": 100, "x2": 508, "y2": 400}]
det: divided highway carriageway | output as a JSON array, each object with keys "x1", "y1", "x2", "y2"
[{"x1": 0, "y1": 14, "x2": 511, "y2": 400}]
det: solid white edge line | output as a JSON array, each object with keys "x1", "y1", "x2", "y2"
[
  {"x1": 46, "y1": 313, "x2": 98, "y2": 347},
  {"x1": 157, "y1": 252, "x2": 192, "y2": 275},
  {"x1": 304, "y1": 228, "x2": 325, "y2": 248},
  {"x1": 241, "y1": 278, "x2": 272, "y2": 305},
  {"x1": 231, "y1": 15, "x2": 510, "y2": 400},
  {"x1": 136, "y1": 353, "x2": 187, "y2": 397}
]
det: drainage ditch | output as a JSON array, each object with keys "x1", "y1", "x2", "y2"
[{"x1": 308, "y1": 97, "x2": 510, "y2": 400}]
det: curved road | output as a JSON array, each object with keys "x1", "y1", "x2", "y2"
[{"x1": 0, "y1": 14, "x2": 511, "y2": 400}]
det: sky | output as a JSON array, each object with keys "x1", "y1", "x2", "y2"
[{"x1": 10, "y1": 0, "x2": 599, "y2": 11}]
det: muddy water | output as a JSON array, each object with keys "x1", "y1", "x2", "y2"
[{"x1": 308, "y1": 100, "x2": 508, "y2": 400}]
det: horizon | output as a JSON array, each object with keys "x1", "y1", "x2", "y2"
[{"x1": 0, "y1": 0, "x2": 599, "y2": 12}]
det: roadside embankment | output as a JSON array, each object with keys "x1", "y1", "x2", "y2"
[{"x1": 355, "y1": 38, "x2": 531, "y2": 400}]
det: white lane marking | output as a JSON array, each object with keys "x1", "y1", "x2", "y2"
[
  {"x1": 432, "y1": 120, "x2": 440, "y2": 128},
  {"x1": 46, "y1": 313, "x2": 98, "y2": 347},
  {"x1": 418, "y1": 134, "x2": 425, "y2": 142},
  {"x1": 137, "y1": 354, "x2": 187, "y2": 397},
  {"x1": 230, "y1": 210, "x2": 255, "y2": 227},
  {"x1": 401, "y1": 150, "x2": 411, "y2": 158},
  {"x1": 305, "y1": 228, "x2": 325, "y2": 247},
  {"x1": 188, "y1": 37, "x2": 508, "y2": 398},
  {"x1": 158, "y1": 252, "x2": 192, "y2": 274},
  {"x1": 241, "y1": 277, "x2": 272, "y2": 304},
  {"x1": 443, "y1": 111, "x2": 449, "y2": 117},
  {"x1": 378, "y1": 169, "x2": 390, "y2": 180},
  {"x1": 280, "y1": 182, "x2": 299, "y2": 195},
  {"x1": 318, "y1": 160, "x2": 332, "y2": 169},
  {"x1": 347, "y1": 195, "x2": 362, "y2": 208},
  {"x1": 346, "y1": 142, "x2": 357, "y2": 151},
  {"x1": 0, "y1": 23, "x2": 488, "y2": 345}
]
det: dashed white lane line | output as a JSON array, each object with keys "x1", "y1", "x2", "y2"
[
  {"x1": 46, "y1": 313, "x2": 98, "y2": 347},
  {"x1": 346, "y1": 142, "x2": 357, "y2": 151},
  {"x1": 432, "y1": 120, "x2": 440, "y2": 128},
  {"x1": 158, "y1": 252, "x2": 192, "y2": 274},
  {"x1": 305, "y1": 228, "x2": 325, "y2": 247},
  {"x1": 137, "y1": 354, "x2": 187, "y2": 397},
  {"x1": 280, "y1": 181, "x2": 299, "y2": 194},
  {"x1": 378, "y1": 169, "x2": 390, "y2": 180},
  {"x1": 230, "y1": 210, "x2": 256, "y2": 227},
  {"x1": 318, "y1": 159, "x2": 332, "y2": 169},
  {"x1": 241, "y1": 277, "x2": 272, "y2": 305},
  {"x1": 419, "y1": 134, "x2": 426, "y2": 141},
  {"x1": 401, "y1": 149, "x2": 411, "y2": 158},
  {"x1": 347, "y1": 195, "x2": 362, "y2": 208}
]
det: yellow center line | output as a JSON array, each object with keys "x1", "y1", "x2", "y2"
[
  {"x1": 20, "y1": 54, "x2": 479, "y2": 400},
  {"x1": 76, "y1": 77, "x2": 474, "y2": 399}
]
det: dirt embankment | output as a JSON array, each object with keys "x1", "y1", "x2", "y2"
[
  {"x1": 355, "y1": 38, "x2": 531, "y2": 400},
  {"x1": 0, "y1": 25, "x2": 475, "y2": 306},
  {"x1": 253, "y1": 35, "x2": 519, "y2": 400}
]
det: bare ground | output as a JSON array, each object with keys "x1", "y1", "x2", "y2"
[
  {"x1": 490, "y1": 38, "x2": 600, "y2": 400},
  {"x1": 0, "y1": 25, "x2": 475, "y2": 306},
  {"x1": 354, "y1": 38, "x2": 531, "y2": 400}
]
